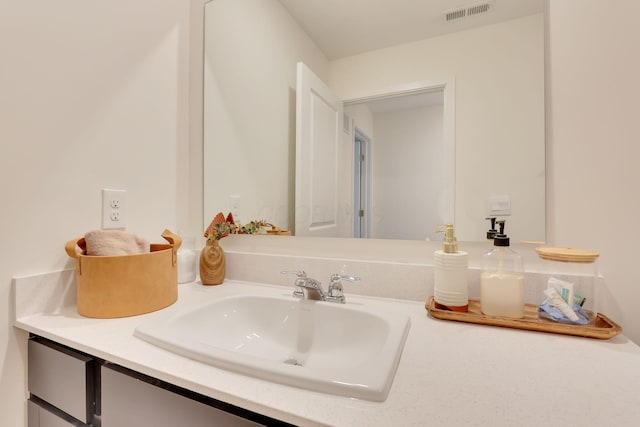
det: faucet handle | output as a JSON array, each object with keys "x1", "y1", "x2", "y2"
[
  {"x1": 331, "y1": 273, "x2": 360, "y2": 283},
  {"x1": 281, "y1": 270, "x2": 307, "y2": 298},
  {"x1": 327, "y1": 274, "x2": 360, "y2": 303},
  {"x1": 281, "y1": 270, "x2": 307, "y2": 278}
]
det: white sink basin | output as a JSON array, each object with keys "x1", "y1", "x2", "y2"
[{"x1": 134, "y1": 293, "x2": 411, "y2": 401}]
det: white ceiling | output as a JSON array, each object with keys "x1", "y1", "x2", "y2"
[{"x1": 278, "y1": 0, "x2": 543, "y2": 60}]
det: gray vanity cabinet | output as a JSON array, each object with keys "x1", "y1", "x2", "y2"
[
  {"x1": 27, "y1": 335, "x2": 289, "y2": 427},
  {"x1": 27, "y1": 400, "x2": 84, "y2": 427},
  {"x1": 101, "y1": 365, "x2": 260, "y2": 427},
  {"x1": 27, "y1": 337, "x2": 94, "y2": 427}
]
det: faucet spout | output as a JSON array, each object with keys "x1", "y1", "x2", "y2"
[
  {"x1": 282, "y1": 270, "x2": 358, "y2": 303},
  {"x1": 297, "y1": 278, "x2": 326, "y2": 301}
]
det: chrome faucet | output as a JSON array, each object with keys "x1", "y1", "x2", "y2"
[
  {"x1": 298, "y1": 277, "x2": 327, "y2": 301},
  {"x1": 281, "y1": 271, "x2": 360, "y2": 303},
  {"x1": 281, "y1": 270, "x2": 309, "y2": 298}
]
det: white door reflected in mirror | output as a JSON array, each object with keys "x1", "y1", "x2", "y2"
[{"x1": 295, "y1": 62, "x2": 347, "y2": 237}]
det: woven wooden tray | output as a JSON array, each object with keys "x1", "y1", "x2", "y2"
[{"x1": 426, "y1": 297, "x2": 621, "y2": 339}]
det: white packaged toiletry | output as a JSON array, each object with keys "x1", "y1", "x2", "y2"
[
  {"x1": 543, "y1": 288, "x2": 579, "y2": 322},
  {"x1": 547, "y1": 277, "x2": 575, "y2": 306}
]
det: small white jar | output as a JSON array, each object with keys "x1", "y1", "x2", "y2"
[{"x1": 177, "y1": 235, "x2": 197, "y2": 284}]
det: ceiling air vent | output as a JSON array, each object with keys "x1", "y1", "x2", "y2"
[
  {"x1": 445, "y1": 8, "x2": 466, "y2": 22},
  {"x1": 445, "y1": 1, "x2": 494, "y2": 22},
  {"x1": 468, "y1": 3, "x2": 492, "y2": 16}
]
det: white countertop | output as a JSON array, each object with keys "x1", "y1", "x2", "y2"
[{"x1": 14, "y1": 273, "x2": 640, "y2": 426}]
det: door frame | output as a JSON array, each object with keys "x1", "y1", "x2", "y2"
[
  {"x1": 343, "y1": 78, "x2": 456, "y2": 231},
  {"x1": 353, "y1": 128, "x2": 372, "y2": 238}
]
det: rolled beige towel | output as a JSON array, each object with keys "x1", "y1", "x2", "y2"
[{"x1": 84, "y1": 230, "x2": 149, "y2": 256}]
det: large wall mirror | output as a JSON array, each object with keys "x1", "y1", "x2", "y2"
[{"x1": 203, "y1": 0, "x2": 545, "y2": 243}]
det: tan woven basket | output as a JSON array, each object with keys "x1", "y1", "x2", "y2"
[{"x1": 65, "y1": 229, "x2": 181, "y2": 318}]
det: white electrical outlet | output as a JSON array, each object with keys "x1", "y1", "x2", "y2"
[
  {"x1": 229, "y1": 195, "x2": 241, "y2": 221},
  {"x1": 102, "y1": 189, "x2": 127, "y2": 229}
]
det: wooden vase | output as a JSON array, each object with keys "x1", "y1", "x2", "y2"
[{"x1": 199, "y1": 239, "x2": 225, "y2": 285}]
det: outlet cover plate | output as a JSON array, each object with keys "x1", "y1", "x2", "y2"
[
  {"x1": 102, "y1": 189, "x2": 126, "y2": 229},
  {"x1": 489, "y1": 195, "x2": 511, "y2": 216}
]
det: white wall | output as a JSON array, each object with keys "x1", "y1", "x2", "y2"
[
  {"x1": 203, "y1": 0, "x2": 328, "y2": 231},
  {"x1": 0, "y1": 1, "x2": 193, "y2": 425},
  {"x1": 328, "y1": 14, "x2": 545, "y2": 243},
  {"x1": 371, "y1": 105, "x2": 445, "y2": 240},
  {"x1": 546, "y1": 0, "x2": 640, "y2": 343}
]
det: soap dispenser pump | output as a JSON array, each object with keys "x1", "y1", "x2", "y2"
[
  {"x1": 433, "y1": 224, "x2": 469, "y2": 312},
  {"x1": 485, "y1": 217, "x2": 498, "y2": 240},
  {"x1": 480, "y1": 220, "x2": 525, "y2": 318}
]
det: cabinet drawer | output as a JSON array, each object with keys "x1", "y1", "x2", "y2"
[
  {"x1": 28, "y1": 338, "x2": 94, "y2": 423},
  {"x1": 28, "y1": 400, "x2": 88, "y2": 427},
  {"x1": 101, "y1": 365, "x2": 261, "y2": 427}
]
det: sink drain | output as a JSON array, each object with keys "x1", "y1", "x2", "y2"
[{"x1": 283, "y1": 358, "x2": 303, "y2": 366}]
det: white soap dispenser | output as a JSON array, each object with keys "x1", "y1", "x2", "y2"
[
  {"x1": 433, "y1": 224, "x2": 469, "y2": 312},
  {"x1": 480, "y1": 220, "x2": 525, "y2": 318}
]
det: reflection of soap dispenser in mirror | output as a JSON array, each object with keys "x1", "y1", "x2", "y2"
[
  {"x1": 480, "y1": 220, "x2": 525, "y2": 318},
  {"x1": 485, "y1": 217, "x2": 498, "y2": 240},
  {"x1": 433, "y1": 224, "x2": 469, "y2": 312}
]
